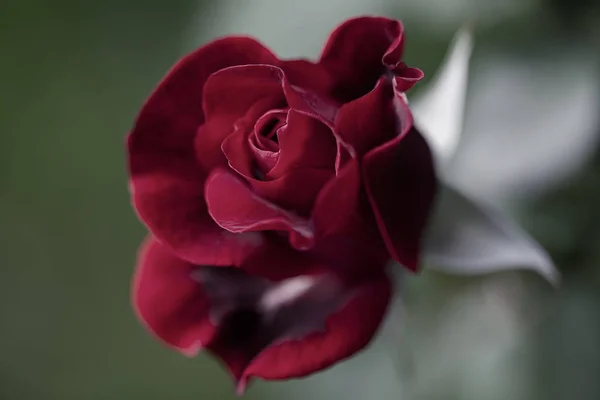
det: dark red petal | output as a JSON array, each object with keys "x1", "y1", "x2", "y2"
[
  {"x1": 363, "y1": 126, "x2": 437, "y2": 271},
  {"x1": 319, "y1": 16, "x2": 422, "y2": 101},
  {"x1": 311, "y1": 159, "x2": 389, "y2": 278},
  {"x1": 279, "y1": 59, "x2": 336, "y2": 98},
  {"x1": 312, "y1": 159, "x2": 362, "y2": 237},
  {"x1": 128, "y1": 37, "x2": 279, "y2": 263},
  {"x1": 237, "y1": 275, "x2": 392, "y2": 392},
  {"x1": 254, "y1": 168, "x2": 333, "y2": 216},
  {"x1": 128, "y1": 151, "x2": 262, "y2": 266},
  {"x1": 239, "y1": 238, "x2": 321, "y2": 280},
  {"x1": 205, "y1": 64, "x2": 337, "y2": 122},
  {"x1": 221, "y1": 125, "x2": 255, "y2": 180},
  {"x1": 205, "y1": 169, "x2": 314, "y2": 250},
  {"x1": 249, "y1": 145, "x2": 279, "y2": 173},
  {"x1": 197, "y1": 66, "x2": 286, "y2": 170},
  {"x1": 268, "y1": 110, "x2": 336, "y2": 178},
  {"x1": 252, "y1": 109, "x2": 286, "y2": 151},
  {"x1": 222, "y1": 113, "x2": 334, "y2": 216},
  {"x1": 282, "y1": 80, "x2": 339, "y2": 127},
  {"x1": 334, "y1": 78, "x2": 400, "y2": 158},
  {"x1": 132, "y1": 237, "x2": 217, "y2": 356},
  {"x1": 394, "y1": 67, "x2": 425, "y2": 92}
]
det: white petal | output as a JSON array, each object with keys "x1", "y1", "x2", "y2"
[
  {"x1": 423, "y1": 184, "x2": 560, "y2": 285},
  {"x1": 410, "y1": 26, "x2": 473, "y2": 166},
  {"x1": 447, "y1": 50, "x2": 600, "y2": 202}
]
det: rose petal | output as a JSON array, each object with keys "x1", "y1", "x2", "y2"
[
  {"x1": 132, "y1": 237, "x2": 217, "y2": 356},
  {"x1": 363, "y1": 126, "x2": 437, "y2": 271},
  {"x1": 224, "y1": 128, "x2": 334, "y2": 216},
  {"x1": 311, "y1": 159, "x2": 389, "y2": 277},
  {"x1": 222, "y1": 112, "x2": 334, "y2": 216},
  {"x1": 252, "y1": 109, "x2": 286, "y2": 151},
  {"x1": 319, "y1": 16, "x2": 422, "y2": 101},
  {"x1": 192, "y1": 242, "x2": 391, "y2": 392},
  {"x1": 203, "y1": 63, "x2": 339, "y2": 129},
  {"x1": 312, "y1": 159, "x2": 362, "y2": 237},
  {"x1": 268, "y1": 110, "x2": 337, "y2": 178},
  {"x1": 223, "y1": 109, "x2": 286, "y2": 179},
  {"x1": 205, "y1": 169, "x2": 314, "y2": 250},
  {"x1": 197, "y1": 66, "x2": 286, "y2": 170},
  {"x1": 221, "y1": 124, "x2": 256, "y2": 180},
  {"x1": 128, "y1": 37, "x2": 278, "y2": 264},
  {"x1": 250, "y1": 145, "x2": 279, "y2": 174},
  {"x1": 237, "y1": 274, "x2": 392, "y2": 392},
  {"x1": 129, "y1": 156, "x2": 264, "y2": 266},
  {"x1": 254, "y1": 168, "x2": 333, "y2": 216},
  {"x1": 280, "y1": 59, "x2": 337, "y2": 99},
  {"x1": 394, "y1": 67, "x2": 426, "y2": 92},
  {"x1": 334, "y1": 78, "x2": 401, "y2": 158}
]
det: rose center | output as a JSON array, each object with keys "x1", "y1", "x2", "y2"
[
  {"x1": 249, "y1": 110, "x2": 289, "y2": 178},
  {"x1": 253, "y1": 112, "x2": 286, "y2": 152},
  {"x1": 257, "y1": 117, "x2": 281, "y2": 144}
]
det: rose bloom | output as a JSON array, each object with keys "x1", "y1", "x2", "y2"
[{"x1": 128, "y1": 16, "x2": 435, "y2": 393}]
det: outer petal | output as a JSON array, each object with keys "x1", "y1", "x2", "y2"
[
  {"x1": 363, "y1": 125, "x2": 437, "y2": 271},
  {"x1": 312, "y1": 159, "x2": 363, "y2": 237},
  {"x1": 128, "y1": 37, "x2": 277, "y2": 264},
  {"x1": 132, "y1": 237, "x2": 216, "y2": 356},
  {"x1": 311, "y1": 159, "x2": 390, "y2": 277},
  {"x1": 237, "y1": 274, "x2": 392, "y2": 392},
  {"x1": 205, "y1": 169, "x2": 314, "y2": 250},
  {"x1": 334, "y1": 78, "x2": 399, "y2": 158},
  {"x1": 128, "y1": 159, "x2": 262, "y2": 266},
  {"x1": 319, "y1": 16, "x2": 422, "y2": 101},
  {"x1": 423, "y1": 184, "x2": 559, "y2": 285}
]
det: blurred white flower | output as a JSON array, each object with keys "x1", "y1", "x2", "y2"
[
  {"x1": 444, "y1": 52, "x2": 600, "y2": 202},
  {"x1": 413, "y1": 27, "x2": 598, "y2": 285}
]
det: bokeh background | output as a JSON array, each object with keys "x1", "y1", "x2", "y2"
[{"x1": 2, "y1": 0, "x2": 600, "y2": 399}]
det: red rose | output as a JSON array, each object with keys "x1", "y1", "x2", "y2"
[{"x1": 128, "y1": 16, "x2": 436, "y2": 392}]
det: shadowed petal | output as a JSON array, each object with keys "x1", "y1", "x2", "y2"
[
  {"x1": 312, "y1": 159, "x2": 363, "y2": 237},
  {"x1": 132, "y1": 237, "x2": 217, "y2": 356},
  {"x1": 334, "y1": 78, "x2": 400, "y2": 158},
  {"x1": 311, "y1": 159, "x2": 390, "y2": 277},
  {"x1": 363, "y1": 126, "x2": 437, "y2": 271},
  {"x1": 237, "y1": 274, "x2": 392, "y2": 393}
]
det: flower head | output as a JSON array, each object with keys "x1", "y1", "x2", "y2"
[{"x1": 128, "y1": 16, "x2": 436, "y2": 392}]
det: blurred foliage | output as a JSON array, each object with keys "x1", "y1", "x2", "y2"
[
  {"x1": 1, "y1": 0, "x2": 600, "y2": 399},
  {"x1": 0, "y1": 1, "x2": 259, "y2": 399}
]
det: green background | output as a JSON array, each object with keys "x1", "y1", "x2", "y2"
[{"x1": 1, "y1": 0, "x2": 599, "y2": 399}]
